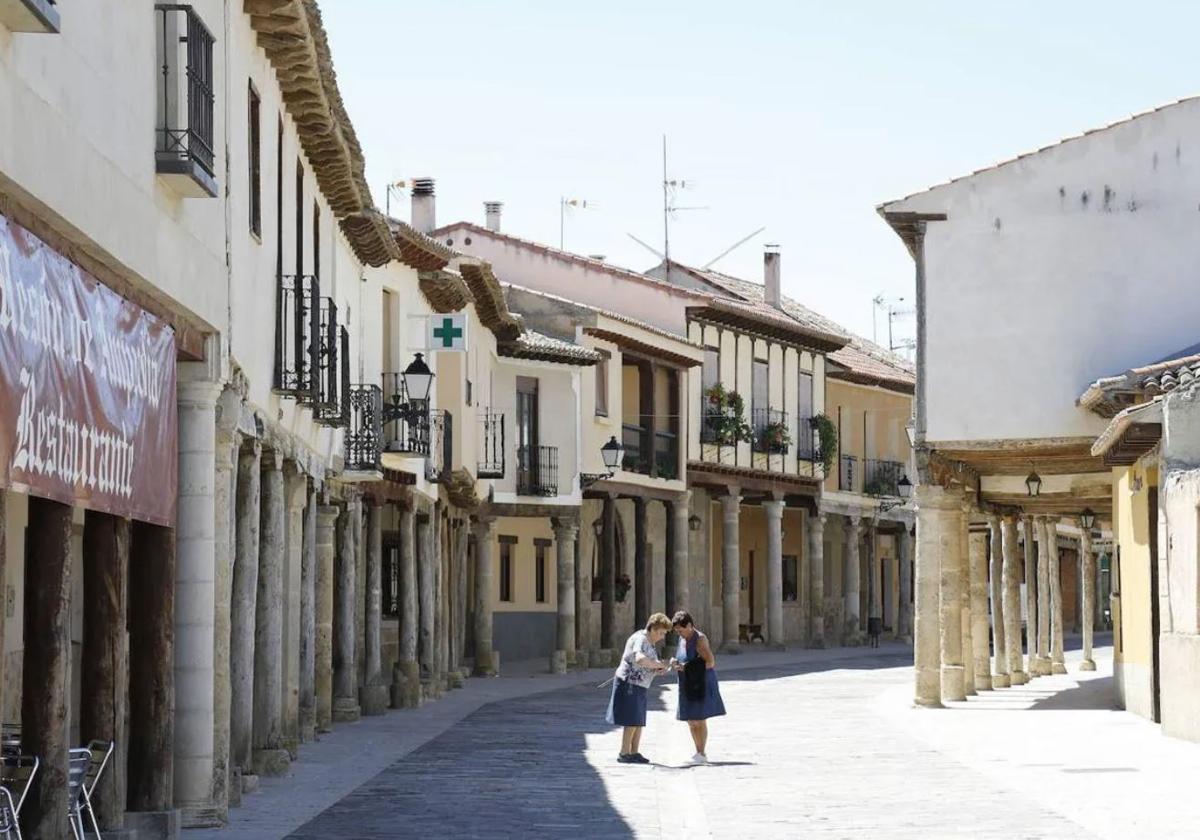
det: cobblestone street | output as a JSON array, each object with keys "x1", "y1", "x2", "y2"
[{"x1": 190, "y1": 640, "x2": 1200, "y2": 839}]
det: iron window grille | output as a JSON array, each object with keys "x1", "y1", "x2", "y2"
[
  {"x1": 751, "y1": 408, "x2": 789, "y2": 454},
  {"x1": 839, "y1": 454, "x2": 858, "y2": 492},
  {"x1": 621, "y1": 423, "x2": 648, "y2": 474},
  {"x1": 517, "y1": 445, "x2": 558, "y2": 497},
  {"x1": 478, "y1": 411, "x2": 506, "y2": 479},
  {"x1": 338, "y1": 327, "x2": 350, "y2": 427},
  {"x1": 154, "y1": 5, "x2": 215, "y2": 177},
  {"x1": 381, "y1": 373, "x2": 430, "y2": 456},
  {"x1": 425, "y1": 410, "x2": 452, "y2": 483},
  {"x1": 345, "y1": 385, "x2": 384, "y2": 472},
  {"x1": 273, "y1": 274, "x2": 319, "y2": 400},
  {"x1": 863, "y1": 459, "x2": 905, "y2": 497},
  {"x1": 312, "y1": 297, "x2": 342, "y2": 426}
]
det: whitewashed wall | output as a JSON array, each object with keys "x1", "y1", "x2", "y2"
[{"x1": 885, "y1": 98, "x2": 1200, "y2": 444}]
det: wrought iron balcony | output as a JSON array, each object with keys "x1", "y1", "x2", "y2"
[
  {"x1": 345, "y1": 385, "x2": 384, "y2": 473},
  {"x1": 154, "y1": 4, "x2": 216, "y2": 197},
  {"x1": 425, "y1": 410, "x2": 452, "y2": 483},
  {"x1": 621, "y1": 423, "x2": 648, "y2": 473},
  {"x1": 478, "y1": 410, "x2": 505, "y2": 479},
  {"x1": 273, "y1": 274, "x2": 319, "y2": 400},
  {"x1": 864, "y1": 458, "x2": 905, "y2": 497},
  {"x1": 751, "y1": 408, "x2": 790, "y2": 454},
  {"x1": 337, "y1": 327, "x2": 350, "y2": 427},
  {"x1": 312, "y1": 298, "x2": 342, "y2": 426},
  {"x1": 517, "y1": 445, "x2": 558, "y2": 497},
  {"x1": 796, "y1": 418, "x2": 820, "y2": 463},
  {"x1": 653, "y1": 431, "x2": 679, "y2": 480},
  {"x1": 839, "y1": 454, "x2": 858, "y2": 492},
  {"x1": 381, "y1": 372, "x2": 430, "y2": 455}
]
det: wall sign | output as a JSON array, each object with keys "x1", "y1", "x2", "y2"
[
  {"x1": 0, "y1": 214, "x2": 177, "y2": 526},
  {"x1": 428, "y1": 313, "x2": 467, "y2": 352}
]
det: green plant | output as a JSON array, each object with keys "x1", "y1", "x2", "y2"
[
  {"x1": 615, "y1": 574, "x2": 632, "y2": 603},
  {"x1": 761, "y1": 419, "x2": 792, "y2": 453},
  {"x1": 810, "y1": 414, "x2": 838, "y2": 474},
  {"x1": 703, "y1": 383, "x2": 752, "y2": 446},
  {"x1": 863, "y1": 476, "x2": 890, "y2": 496}
]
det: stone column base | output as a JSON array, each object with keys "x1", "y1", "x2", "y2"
[
  {"x1": 360, "y1": 683, "x2": 389, "y2": 716},
  {"x1": 719, "y1": 641, "x2": 742, "y2": 655},
  {"x1": 228, "y1": 768, "x2": 243, "y2": 808},
  {"x1": 593, "y1": 648, "x2": 613, "y2": 668},
  {"x1": 252, "y1": 748, "x2": 291, "y2": 777},
  {"x1": 1051, "y1": 661, "x2": 1068, "y2": 675},
  {"x1": 240, "y1": 772, "x2": 260, "y2": 796},
  {"x1": 974, "y1": 674, "x2": 993, "y2": 692},
  {"x1": 447, "y1": 669, "x2": 465, "y2": 689},
  {"x1": 332, "y1": 696, "x2": 361, "y2": 723},
  {"x1": 300, "y1": 708, "x2": 315, "y2": 743},
  {"x1": 391, "y1": 660, "x2": 421, "y2": 708},
  {"x1": 473, "y1": 651, "x2": 500, "y2": 677},
  {"x1": 913, "y1": 697, "x2": 944, "y2": 709},
  {"x1": 1009, "y1": 670, "x2": 1029, "y2": 685},
  {"x1": 1079, "y1": 659, "x2": 1097, "y2": 672},
  {"x1": 992, "y1": 672, "x2": 1011, "y2": 688},
  {"x1": 940, "y1": 665, "x2": 966, "y2": 701},
  {"x1": 549, "y1": 650, "x2": 568, "y2": 673},
  {"x1": 282, "y1": 735, "x2": 300, "y2": 760},
  {"x1": 573, "y1": 648, "x2": 590, "y2": 669},
  {"x1": 766, "y1": 642, "x2": 787, "y2": 652},
  {"x1": 180, "y1": 804, "x2": 224, "y2": 829},
  {"x1": 123, "y1": 809, "x2": 181, "y2": 840},
  {"x1": 1034, "y1": 657, "x2": 1052, "y2": 675},
  {"x1": 806, "y1": 638, "x2": 826, "y2": 650}
]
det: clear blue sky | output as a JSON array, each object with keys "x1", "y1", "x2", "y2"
[{"x1": 322, "y1": 1, "x2": 1195, "y2": 346}]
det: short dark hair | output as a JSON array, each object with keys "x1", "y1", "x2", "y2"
[{"x1": 671, "y1": 610, "x2": 693, "y2": 628}]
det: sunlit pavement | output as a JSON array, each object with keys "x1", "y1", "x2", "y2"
[{"x1": 194, "y1": 640, "x2": 1200, "y2": 839}]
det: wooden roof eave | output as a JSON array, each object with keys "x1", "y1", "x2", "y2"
[{"x1": 687, "y1": 306, "x2": 846, "y2": 355}]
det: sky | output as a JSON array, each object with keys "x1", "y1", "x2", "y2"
[{"x1": 321, "y1": 1, "x2": 1197, "y2": 349}]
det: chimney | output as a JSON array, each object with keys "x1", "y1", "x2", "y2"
[
  {"x1": 764, "y1": 245, "x2": 781, "y2": 309},
  {"x1": 411, "y1": 177, "x2": 436, "y2": 234},
  {"x1": 484, "y1": 201, "x2": 503, "y2": 232}
]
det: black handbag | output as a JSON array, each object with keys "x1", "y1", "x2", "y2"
[{"x1": 683, "y1": 658, "x2": 707, "y2": 701}]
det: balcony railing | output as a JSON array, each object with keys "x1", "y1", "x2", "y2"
[
  {"x1": 839, "y1": 454, "x2": 857, "y2": 492},
  {"x1": 345, "y1": 385, "x2": 384, "y2": 473},
  {"x1": 273, "y1": 274, "x2": 319, "y2": 400},
  {"x1": 517, "y1": 445, "x2": 558, "y2": 497},
  {"x1": 621, "y1": 423, "x2": 648, "y2": 473},
  {"x1": 425, "y1": 410, "x2": 452, "y2": 483},
  {"x1": 621, "y1": 422, "x2": 679, "y2": 480},
  {"x1": 312, "y1": 298, "x2": 341, "y2": 425},
  {"x1": 796, "y1": 417, "x2": 819, "y2": 462},
  {"x1": 381, "y1": 372, "x2": 430, "y2": 455},
  {"x1": 653, "y1": 431, "x2": 678, "y2": 480},
  {"x1": 864, "y1": 459, "x2": 905, "y2": 497},
  {"x1": 337, "y1": 327, "x2": 350, "y2": 427},
  {"x1": 154, "y1": 4, "x2": 216, "y2": 196},
  {"x1": 751, "y1": 408, "x2": 789, "y2": 454},
  {"x1": 478, "y1": 411, "x2": 505, "y2": 479}
]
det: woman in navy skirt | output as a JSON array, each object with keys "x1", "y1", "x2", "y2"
[
  {"x1": 671, "y1": 610, "x2": 726, "y2": 765},
  {"x1": 606, "y1": 613, "x2": 673, "y2": 764}
]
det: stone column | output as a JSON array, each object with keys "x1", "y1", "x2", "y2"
[
  {"x1": 211, "y1": 418, "x2": 238, "y2": 813},
  {"x1": 1049, "y1": 518, "x2": 1067, "y2": 673},
  {"x1": 670, "y1": 492, "x2": 691, "y2": 614},
  {"x1": 128, "y1": 521, "x2": 176, "y2": 822},
  {"x1": 720, "y1": 491, "x2": 742, "y2": 652},
  {"x1": 843, "y1": 516, "x2": 862, "y2": 644},
  {"x1": 81, "y1": 512, "x2": 129, "y2": 831},
  {"x1": 353, "y1": 496, "x2": 367, "y2": 698},
  {"x1": 913, "y1": 484, "x2": 953, "y2": 706},
  {"x1": 958, "y1": 503, "x2": 975, "y2": 696},
  {"x1": 552, "y1": 517, "x2": 579, "y2": 671},
  {"x1": 362, "y1": 499, "x2": 388, "y2": 713},
  {"x1": 314, "y1": 503, "x2": 338, "y2": 730},
  {"x1": 253, "y1": 452, "x2": 290, "y2": 774},
  {"x1": 600, "y1": 494, "x2": 617, "y2": 651},
  {"x1": 897, "y1": 525, "x2": 912, "y2": 642},
  {"x1": 633, "y1": 497, "x2": 649, "y2": 626},
  {"x1": 968, "y1": 524, "x2": 992, "y2": 691},
  {"x1": 1080, "y1": 526, "x2": 1097, "y2": 671},
  {"x1": 333, "y1": 499, "x2": 362, "y2": 721},
  {"x1": 174, "y1": 379, "x2": 221, "y2": 823},
  {"x1": 22, "y1": 497, "x2": 74, "y2": 838},
  {"x1": 417, "y1": 509, "x2": 436, "y2": 688},
  {"x1": 763, "y1": 495, "x2": 786, "y2": 648},
  {"x1": 394, "y1": 506, "x2": 419, "y2": 699},
  {"x1": 938, "y1": 493, "x2": 966, "y2": 701},
  {"x1": 434, "y1": 508, "x2": 448, "y2": 692},
  {"x1": 808, "y1": 512, "x2": 827, "y2": 648},
  {"x1": 1035, "y1": 516, "x2": 1052, "y2": 675},
  {"x1": 987, "y1": 515, "x2": 1009, "y2": 688},
  {"x1": 1023, "y1": 517, "x2": 1038, "y2": 676},
  {"x1": 229, "y1": 441, "x2": 261, "y2": 782},
  {"x1": 1002, "y1": 515, "x2": 1028, "y2": 684},
  {"x1": 0, "y1": 492, "x2": 5, "y2": 729},
  {"x1": 473, "y1": 515, "x2": 497, "y2": 675},
  {"x1": 299, "y1": 485, "x2": 317, "y2": 740},
  {"x1": 281, "y1": 463, "x2": 307, "y2": 755},
  {"x1": 454, "y1": 518, "x2": 470, "y2": 675}
]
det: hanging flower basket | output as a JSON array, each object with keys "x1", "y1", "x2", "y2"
[
  {"x1": 703, "y1": 383, "x2": 752, "y2": 446},
  {"x1": 760, "y1": 419, "x2": 792, "y2": 454}
]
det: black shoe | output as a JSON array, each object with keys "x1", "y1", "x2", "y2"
[
  {"x1": 630, "y1": 753, "x2": 650, "y2": 764},
  {"x1": 617, "y1": 753, "x2": 635, "y2": 763}
]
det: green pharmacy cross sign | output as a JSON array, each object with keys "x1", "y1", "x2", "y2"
[{"x1": 429, "y1": 313, "x2": 467, "y2": 351}]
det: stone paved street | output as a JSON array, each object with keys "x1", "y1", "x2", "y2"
[{"x1": 194, "y1": 640, "x2": 1200, "y2": 839}]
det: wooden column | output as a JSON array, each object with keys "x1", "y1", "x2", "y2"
[
  {"x1": 633, "y1": 497, "x2": 649, "y2": 627},
  {"x1": 600, "y1": 494, "x2": 617, "y2": 650},
  {"x1": 81, "y1": 511, "x2": 130, "y2": 831},
  {"x1": 128, "y1": 521, "x2": 176, "y2": 814},
  {"x1": 22, "y1": 497, "x2": 74, "y2": 839}
]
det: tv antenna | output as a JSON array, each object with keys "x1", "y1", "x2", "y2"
[
  {"x1": 872, "y1": 294, "x2": 914, "y2": 354},
  {"x1": 626, "y1": 232, "x2": 665, "y2": 261},
  {"x1": 662, "y1": 134, "x2": 707, "y2": 267},
  {"x1": 702, "y1": 227, "x2": 766, "y2": 269},
  {"x1": 559, "y1": 197, "x2": 593, "y2": 250}
]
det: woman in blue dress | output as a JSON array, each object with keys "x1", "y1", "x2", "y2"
[
  {"x1": 671, "y1": 610, "x2": 726, "y2": 765},
  {"x1": 605, "y1": 612, "x2": 673, "y2": 763}
]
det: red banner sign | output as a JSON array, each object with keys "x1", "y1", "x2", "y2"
[{"x1": 0, "y1": 214, "x2": 177, "y2": 526}]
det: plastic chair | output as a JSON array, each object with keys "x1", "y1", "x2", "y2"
[
  {"x1": 78, "y1": 741, "x2": 112, "y2": 840},
  {"x1": 66, "y1": 749, "x2": 91, "y2": 840},
  {"x1": 0, "y1": 754, "x2": 38, "y2": 840},
  {"x1": 0, "y1": 786, "x2": 21, "y2": 840}
]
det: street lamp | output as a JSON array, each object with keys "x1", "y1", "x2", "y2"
[
  {"x1": 382, "y1": 353, "x2": 435, "y2": 426},
  {"x1": 897, "y1": 474, "x2": 912, "y2": 499},
  {"x1": 1025, "y1": 467, "x2": 1042, "y2": 498},
  {"x1": 581, "y1": 436, "x2": 626, "y2": 488},
  {"x1": 1080, "y1": 508, "x2": 1096, "y2": 531},
  {"x1": 879, "y1": 473, "x2": 912, "y2": 513}
]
